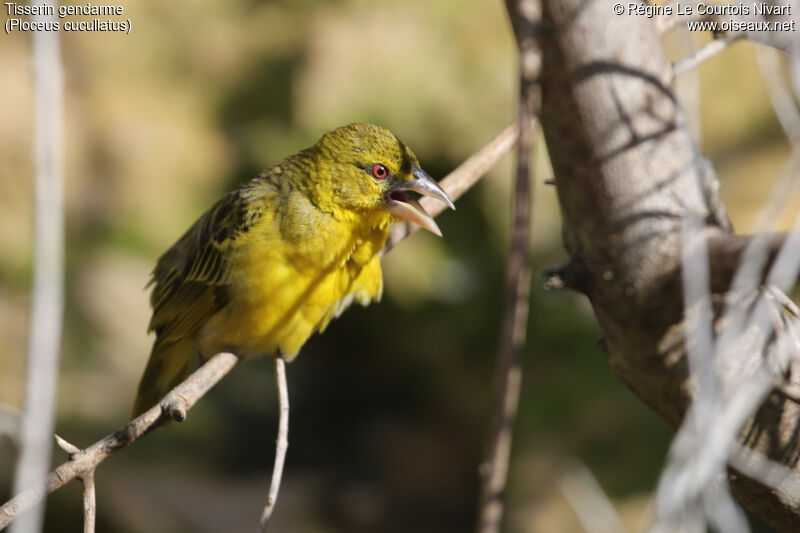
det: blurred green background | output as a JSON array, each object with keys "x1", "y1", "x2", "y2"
[{"x1": 0, "y1": 1, "x2": 796, "y2": 531}]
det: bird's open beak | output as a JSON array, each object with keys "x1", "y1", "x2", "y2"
[{"x1": 385, "y1": 165, "x2": 455, "y2": 236}]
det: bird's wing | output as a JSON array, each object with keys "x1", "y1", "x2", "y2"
[{"x1": 148, "y1": 187, "x2": 252, "y2": 344}]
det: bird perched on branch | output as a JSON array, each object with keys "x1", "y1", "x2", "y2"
[{"x1": 132, "y1": 123, "x2": 454, "y2": 417}]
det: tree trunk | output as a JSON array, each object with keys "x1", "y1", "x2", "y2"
[{"x1": 538, "y1": 1, "x2": 800, "y2": 530}]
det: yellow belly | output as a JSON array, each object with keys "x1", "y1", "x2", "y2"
[{"x1": 196, "y1": 239, "x2": 384, "y2": 360}]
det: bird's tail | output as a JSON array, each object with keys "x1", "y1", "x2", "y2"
[{"x1": 131, "y1": 338, "x2": 196, "y2": 419}]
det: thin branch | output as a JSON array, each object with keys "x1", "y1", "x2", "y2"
[
  {"x1": 681, "y1": 217, "x2": 716, "y2": 427},
  {"x1": 654, "y1": 194, "x2": 800, "y2": 531},
  {"x1": 0, "y1": 115, "x2": 519, "y2": 530},
  {"x1": 658, "y1": 0, "x2": 795, "y2": 53},
  {"x1": 12, "y1": 2, "x2": 65, "y2": 533},
  {"x1": 652, "y1": 217, "x2": 752, "y2": 533},
  {"x1": 757, "y1": 45, "x2": 800, "y2": 147},
  {"x1": 474, "y1": 121, "x2": 533, "y2": 529},
  {"x1": 259, "y1": 356, "x2": 289, "y2": 532},
  {"x1": 53, "y1": 435, "x2": 96, "y2": 533},
  {"x1": 0, "y1": 352, "x2": 239, "y2": 530},
  {"x1": 729, "y1": 443, "x2": 800, "y2": 497},
  {"x1": 707, "y1": 231, "x2": 796, "y2": 294},
  {"x1": 673, "y1": 24, "x2": 702, "y2": 144},
  {"x1": 657, "y1": 45, "x2": 800, "y2": 529},
  {"x1": 475, "y1": 1, "x2": 539, "y2": 532},
  {"x1": 673, "y1": 37, "x2": 742, "y2": 77},
  {"x1": 81, "y1": 471, "x2": 95, "y2": 533}
]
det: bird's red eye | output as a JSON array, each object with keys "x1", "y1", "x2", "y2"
[{"x1": 371, "y1": 163, "x2": 389, "y2": 180}]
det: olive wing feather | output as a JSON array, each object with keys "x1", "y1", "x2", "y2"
[{"x1": 147, "y1": 190, "x2": 246, "y2": 344}]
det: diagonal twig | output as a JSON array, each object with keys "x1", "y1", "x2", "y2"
[
  {"x1": 658, "y1": 0, "x2": 795, "y2": 53},
  {"x1": 0, "y1": 352, "x2": 240, "y2": 530},
  {"x1": 673, "y1": 37, "x2": 742, "y2": 77}
]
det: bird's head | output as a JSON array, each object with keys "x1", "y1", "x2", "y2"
[{"x1": 306, "y1": 122, "x2": 455, "y2": 236}]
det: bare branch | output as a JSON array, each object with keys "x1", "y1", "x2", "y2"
[
  {"x1": 81, "y1": 471, "x2": 95, "y2": 533},
  {"x1": 259, "y1": 356, "x2": 289, "y2": 532},
  {"x1": 652, "y1": 218, "x2": 755, "y2": 533},
  {"x1": 673, "y1": 37, "x2": 742, "y2": 77},
  {"x1": 54, "y1": 435, "x2": 96, "y2": 533},
  {"x1": 12, "y1": 3, "x2": 65, "y2": 532},
  {"x1": 658, "y1": 0, "x2": 795, "y2": 53},
  {"x1": 673, "y1": 26, "x2": 702, "y2": 144},
  {"x1": 757, "y1": 45, "x2": 800, "y2": 147},
  {"x1": 475, "y1": 1, "x2": 539, "y2": 532},
  {"x1": 729, "y1": 443, "x2": 800, "y2": 498},
  {"x1": 0, "y1": 352, "x2": 239, "y2": 530}
]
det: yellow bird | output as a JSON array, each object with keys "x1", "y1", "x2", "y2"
[{"x1": 132, "y1": 123, "x2": 454, "y2": 417}]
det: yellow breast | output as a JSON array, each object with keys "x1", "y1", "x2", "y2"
[{"x1": 195, "y1": 206, "x2": 388, "y2": 360}]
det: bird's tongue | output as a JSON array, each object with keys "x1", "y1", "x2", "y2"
[
  {"x1": 385, "y1": 195, "x2": 442, "y2": 236},
  {"x1": 390, "y1": 190, "x2": 410, "y2": 203}
]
